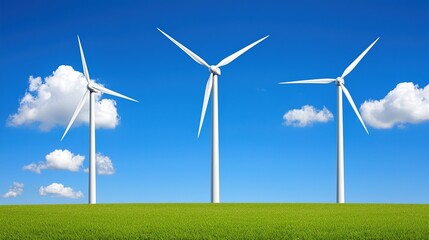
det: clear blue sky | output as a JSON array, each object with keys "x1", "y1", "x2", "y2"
[{"x1": 0, "y1": 0, "x2": 428, "y2": 204}]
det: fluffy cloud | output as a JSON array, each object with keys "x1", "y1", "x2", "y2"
[
  {"x1": 283, "y1": 105, "x2": 334, "y2": 127},
  {"x1": 23, "y1": 149, "x2": 85, "y2": 174},
  {"x1": 39, "y1": 183, "x2": 83, "y2": 199},
  {"x1": 2, "y1": 182, "x2": 24, "y2": 198},
  {"x1": 8, "y1": 65, "x2": 119, "y2": 131},
  {"x1": 361, "y1": 82, "x2": 429, "y2": 128},
  {"x1": 83, "y1": 153, "x2": 115, "y2": 175},
  {"x1": 96, "y1": 153, "x2": 115, "y2": 175},
  {"x1": 24, "y1": 149, "x2": 115, "y2": 175}
]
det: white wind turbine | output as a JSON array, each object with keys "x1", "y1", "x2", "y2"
[
  {"x1": 279, "y1": 37, "x2": 379, "y2": 203},
  {"x1": 61, "y1": 36, "x2": 138, "y2": 204},
  {"x1": 158, "y1": 28, "x2": 268, "y2": 203}
]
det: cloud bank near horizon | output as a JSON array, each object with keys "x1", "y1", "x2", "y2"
[
  {"x1": 2, "y1": 182, "x2": 24, "y2": 198},
  {"x1": 39, "y1": 183, "x2": 83, "y2": 199}
]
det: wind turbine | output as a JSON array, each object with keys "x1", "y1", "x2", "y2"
[
  {"x1": 158, "y1": 28, "x2": 268, "y2": 203},
  {"x1": 279, "y1": 37, "x2": 379, "y2": 203},
  {"x1": 61, "y1": 36, "x2": 138, "y2": 204}
]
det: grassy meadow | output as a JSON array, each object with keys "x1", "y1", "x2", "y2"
[{"x1": 0, "y1": 203, "x2": 427, "y2": 239}]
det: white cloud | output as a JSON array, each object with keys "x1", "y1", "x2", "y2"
[
  {"x1": 39, "y1": 183, "x2": 83, "y2": 199},
  {"x1": 283, "y1": 105, "x2": 333, "y2": 127},
  {"x1": 24, "y1": 149, "x2": 115, "y2": 175},
  {"x1": 83, "y1": 153, "x2": 115, "y2": 175},
  {"x1": 96, "y1": 153, "x2": 115, "y2": 175},
  {"x1": 2, "y1": 182, "x2": 24, "y2": 198},
  {"x1": 23, "y1": 149, "x2": 84, "y2": 174},
  {"x1": 8, "y1": 65, "x2": 119, "y2": 131},
  {"x1": 361, "y1": 82, "x2": 429, "y2": 129}
]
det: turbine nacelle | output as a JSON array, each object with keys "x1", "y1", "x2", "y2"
[
  {"x1": 336, "y1": 77, "x2": 344, "y2": 86},
  {"x1": 209, "y1": 65, "x2": 221, "y2": 76},
  {"x1": 87, "y1": 84, "x2": 99, "y2": 93}
]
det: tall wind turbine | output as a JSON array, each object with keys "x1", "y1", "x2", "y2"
[
  {"x1": 279, "y1": 37, "x2": 379, "y2": 203},
  {"x1": 61, "y1": 36, "x2": 138, "y2": 204},
  {"x1": 158, "y1": 28, "x2": 268, "y2": 203}
]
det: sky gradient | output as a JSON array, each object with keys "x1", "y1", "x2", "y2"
[{"x1": 1, "y1": 0, "x2": 428, "y2": 204}]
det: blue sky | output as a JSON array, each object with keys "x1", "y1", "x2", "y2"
[{"x1": 0, "y1": 0, "x2": 428, "y2": 204}]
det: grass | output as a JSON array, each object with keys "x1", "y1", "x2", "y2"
[{"x1": 0, "y1": 203, "x2": 428, "y2": 239}]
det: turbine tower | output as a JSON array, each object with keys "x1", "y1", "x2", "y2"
[
  {"x1": 158, "y1": 28, "x2": 268, "y2": 203},
  {"x1": 279, "y1": 37, "x2": 379, "y2": 203},
  {"x1": 61, "y1": 36, "x2": 138, "y2": 204}
]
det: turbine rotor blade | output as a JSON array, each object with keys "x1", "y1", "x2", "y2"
[
  {"x1": 197, "y1": 74, "x2": 213, "y2": 138},
  {"x1": 61, "y1": 90, "x2": 89, "y2": 141},
  {"x1": 77, "y1": 36, "x2": 91, "y2": 83},
  {"x1": 92, "y1": 85, "x2": 138, "y2": 102},
  {"x1": 157, "y1": 28, "x2": 210, "y2": 68},
  {"x1": 340, "y1": 83, "x2": 369, "y2": 134},
  {"x1": 341, "y1": 37, "x2": 380, "y2": 79},
  {"x1": 279, "y1": 78, "x2": 336, "y2": 84},
  {"x1": 216, "y1": 35, "x2": 269, "y2": 68}
]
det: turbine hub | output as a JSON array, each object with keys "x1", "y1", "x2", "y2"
[
  {"x1": 336, "y1": 77, "x2": 344, "y2": 86},
  {"x1": 87, "y1": 84, "x2": 98, "y2": 93},
  {"x1": 209, "y1": 65, "x2": 221, "y2": 76}
]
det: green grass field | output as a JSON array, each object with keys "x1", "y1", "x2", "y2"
[{"x1": 0, "y1": 203, "x2": 427, "y2": 239}]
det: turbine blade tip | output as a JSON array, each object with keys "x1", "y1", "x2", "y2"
[
  {"x1": 373, "y1": 37, "x2": 380, "y2": 43},
  {"x1": 157, "y1": 28, "x2": 165, "y2": 34}
]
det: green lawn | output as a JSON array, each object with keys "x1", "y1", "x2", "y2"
[{"x1": 0, "y1": 203, "x2": 427, "y2": 239}]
